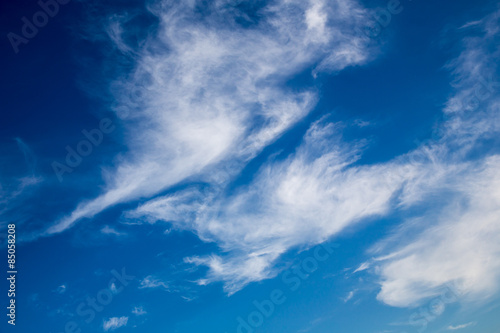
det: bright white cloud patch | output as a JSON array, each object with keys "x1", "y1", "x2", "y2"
[
  {"x1": 103, "y1": 316, "x2": 128, "y2": 331},
  {"x1": 375, "y1": 156, "x2": 500, "y2": 307}
]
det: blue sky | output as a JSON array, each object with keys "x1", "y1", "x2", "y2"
[{"x1": 1, "y1": 0, "x2": 500, "y2": 332}]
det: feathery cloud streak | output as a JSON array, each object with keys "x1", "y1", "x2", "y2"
[
  {"x1": 129, "y1": 8, "x2": 500, "y2": 298},
  {"x1": 372, "y1": 9, "x2": 500, "y2": 307},
  {"x1": 47, "y1": 0, "x2": 374, "y2": 234}
]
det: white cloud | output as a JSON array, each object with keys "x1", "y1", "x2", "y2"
[
  {"x1": 138, "y1": 275, "x2": 169, "y2": 290},
  {"x1": 130, "y1": 120, "x2": 414, "y2": 294},
  {"x1": 447, "y1": 321, "x2": 476, "y2": 330},
  {"x1": 101, "y1": 225, "x2": 126, "y2": 237},
  {"x1": 371, "y1": 10, "x2": 500, "y2": 308},
  {"x1": 181, "y1": 295, "x2": 196, "y2": 302},
  {"x1": 128, "y1": 9, "x2": 500, "y2": 299},
  {"x1": 54, "y1": 284, "x2": 67, "y2": 294},
  {"x1": 0, "y1": 138, "x2": 43, "y2": 227},
  {"x1": 132, "y1": 306, "x2": 146, "y2": 316},
  {"x1": 46, "y1": 0, "x2": 375, "y2": 235},
  {"x1": 103, "y1": 316, "x2": 128, "y2": 331},
  {"x1": 37, "y1": 0, "x2": 500, "y2": 308},
  {"x1": 343, "y1": 290, "x2": 355, "y2": 303},
  {"x1": 14, "y1": 138, "x2": 38, "y2": 177},
  {"x1": 353, "y1": 262, "x2": 370, "y2": 273},
  {"x1": 374, "y1": 156, "x2": 500, "y2": 307}
]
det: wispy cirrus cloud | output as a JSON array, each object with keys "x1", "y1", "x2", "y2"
[
  {"x1": 131, "y1": 306, "x2": 146, "y2": 316},
  {"x1": 369, "y1": 9, "x2": 500, "y2": 308},
  {"x1": 53, "y1": 284, "x2": 67, "y2": 294},
  {"x1": 447, "y1": 321, "x2": 476, "y2": 330},
  {"x1": 0, "y1": 138, "x2": 43, "y2": 234},
  {"x1": 46, "y1": 0, "x2": 375, "y2": 236},
  {"x1": 128, "y1": 8, "x2": 500, "y2": 299},
  {"x1": 39, "y1": 0, "x2": 500, "y2": 308},
  {"x1": 343, "y1": 290, "x2": 355, "y2": 303},
  {"x1": 138, "y1": 275, "x2": 169, "y2": 290},
  {"x1": 129, "y1": 118, "x2": 414, "y2": 293},
  {"x1": 374, "y1": 155, "x2": 500, "y2": 307},
  {"x1": 101, "y1": 225, "x2": 126, "y2": 237},
  {"x1": 1, "y1": 138, "x2": 42, "y2": 202}
]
